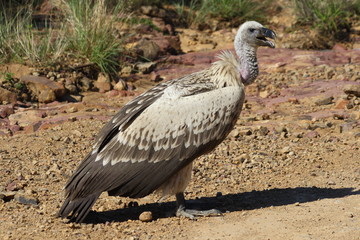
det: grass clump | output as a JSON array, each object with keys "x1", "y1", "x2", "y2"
[
  {"x1": 0, "y1": 1, "x2": 67, "y2": 65},
  {"x1": 293, "y1": 0, "x2": 354, "y2": 42},
  {"x1": 173, "y1": 0, "x2": 271, "y2": 28},
  {"x1": 62, "y1": 0, "x2": 127, "y2": 74},
  {"x1": 200, "y1": 0, "x2": 268, "y2": 24}
]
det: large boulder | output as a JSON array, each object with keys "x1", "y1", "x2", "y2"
[{"x1": 20, "y1": 75, "x2": 67, "y2": 103}]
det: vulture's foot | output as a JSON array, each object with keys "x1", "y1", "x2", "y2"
[
  {"x1": 176, "y1": 206, "x2": 221, "y2": 219},
  {"x1": 175, "y1": 192, "x2": 222, "y2": 219}
]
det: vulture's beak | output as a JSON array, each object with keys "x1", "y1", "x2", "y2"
[{"x1": 257, "y1": 27, "x2": 276, "y2": 48}]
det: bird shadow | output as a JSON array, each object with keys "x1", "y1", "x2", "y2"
[{"x1": 84, "y1": 187, "x2": 359, "y2": 224}]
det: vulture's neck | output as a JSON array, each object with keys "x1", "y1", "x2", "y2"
[{"x1": 234, "y1": 38, "x2": 259, "y2": 85}]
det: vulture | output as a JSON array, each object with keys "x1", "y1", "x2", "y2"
[{"x1": 58, "y1": 21, "x2": 276, "y2": 223}]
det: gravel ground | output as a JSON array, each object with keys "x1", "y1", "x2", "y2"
[{"x1": 1, "y1": 42, "x2": 360, "y2": 239}]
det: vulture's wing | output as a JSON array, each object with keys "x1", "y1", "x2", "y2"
[{"x1": 59, "y1": 71, "x2": 245, "y2": 223}]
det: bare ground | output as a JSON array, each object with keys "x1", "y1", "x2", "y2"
[{"x1": 1, "y1": 45, "x2": 360, "y2": 239}]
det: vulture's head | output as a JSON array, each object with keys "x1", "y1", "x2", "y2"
[{"x1": 236, "y1": 21, "x2": 276, "y2": 49}]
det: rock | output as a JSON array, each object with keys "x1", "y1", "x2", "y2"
[
  {"x1": 14, "y1": 194, "x2": 39, "y2": 205},
  {"x1": 0, "y1": 105, "x2": 15, "y2": 118},
  {"x1": 257, "y1": 126, "x2": 269, "y2": 136},
  {"x1": 66, "y1": 107, "x2": 78, "y2": 113},
  {"x1": 334, "y1": 99, "x2": 350, "y2": 109},
  {"x1": 314, "y1": 95, "x2": 333, "y2": 106},
  {"x1": 136, "y1": 62, "x2": 157, "y2": 74},
  {"x1": 120, "y1": 66, "x2": 132, "y2": 75},
  {"x1": 280, "y1": 146, "x2": 291, "y2": 154},
  {"x1": 343, "y1": 84, "x2": 360, "y2": 97},
  {"x1": 94, "y1": 73, "x2": 111, "y2": 93},
  {"x1": 150, "y1": 72, "x2": 161, "y2": 82},
  {"x1": 8, "y1": 110, "x2": 42, "y2": 127},
  {"x1": 65, "y1": 84, "x2": 78, "y2": 94},
  {"x1": 140, "y1": 5, "x2": 166, "y2": 18},
  {"x1": 139, "y1": 211, "x2": 153, "y2": 222},
  {"x1": 20, "y1": 75, "x2": 67, "y2": 103},
  {"x1": 0, "y1": 87, "x2": 17, "y2": 104},
  {"x1": 305, "y1": 130, "x2": 320, "y2": 138},
  {"x1": 152, "y1": 35, "x2": 182, "y2": 55},
  {"x1": 0, "y1": 191, "x2": 16, "y2": 202},
  {"x1": 259, "y1": 91, "x2": 269, "y2": 98},
  {"x1": 135, "y1": 38, "x2": 161, "y2": 60},
  {"x1": 6, "y1": 181, "x2": 18, "y2": 191},
  {"x1": 113, "y1": 80, "x2": 127, "y2": 91},
  {"x1": 78, "y1": 77, "x2": 92, "y2": 92}
]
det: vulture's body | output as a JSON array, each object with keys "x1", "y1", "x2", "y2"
[{"x1": 59, "y1": 21, "x2": 276, "y2": 223}]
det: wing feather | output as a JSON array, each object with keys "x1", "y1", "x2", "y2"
[{"x1": 65, "y1": 84, "x2": 244, "y2": 202}]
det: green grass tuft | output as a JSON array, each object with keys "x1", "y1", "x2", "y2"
[
  {"x1": 63, "y1": 0, "x2": 127, "y2": 74},
  {"x1": 293, "y1": 0, "x2": 354, "y2": 41}
]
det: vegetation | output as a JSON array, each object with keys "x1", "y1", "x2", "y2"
[
  {"x1": 0, "y1": 0, "x2": 359, "y2": 71},
  {"x1": 63, "y1": 0, "x2": 127, "y2": 74},
  {"x1": 0, "y1": 0, "x2": 128, "y2": 74},
  {"x1": 0, "y1": 2, "x2": 67, "y2": 65},
  {"x1": 172, "y1": 0, "x2": 270, "y2": 27},
  {"x1": 292, "y1": 0, "x2": 359, "y2": 42}
]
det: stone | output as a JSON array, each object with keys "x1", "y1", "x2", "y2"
[
  {"x1": 14, "y1": 194, "x2": 39, "y2": 205},
  {"x1": 150, "y1": 72, "x2": 161, "y2": 82},
  {"x1": 259, "y1": 91, "x2": 269, "y2": 98},
  {"x1": 94, "y1": 73, "x2": 111, "y2": 93},
  {"x1": 343, "y1": 84, "x2": 360, "y2": 97},
  {"x1": 139, "y1": 211, "x2": 153, "y2": 222},
  {"x1": 20, "y1": 75, "x2": 67, "y2": 103},
  {"x1": 136, "y1": 62, "x2": 157, "y2": 74},
  {"x1": 78, "y1": 77, "x2": 92, "y2": 92},
  {"x1": 0, "y1": 105, "x2": 15, "y2": 118},
  {"x1": 314, "y1": 95, "x2": 333, "y2": 106},
  {"x1": 120, "y1": 66, "x2": 132, "y2": 75},
  {"x1": 152, "y1": 35, "x2": 182, "y2": 55},
  {"x1": 135, "y1": 38, "x2": 161, "y2": 60},
  {"x1": 334, "y1": 99, "x2": 350, "y2": 109},
  {"x1": 305, "y1": 130, "x2": 320, "y2": 138},
  {"x1": 8, "y1": 110, "x2": 42, "y2": 127},
  {"x1": 0, "y1": 191, "x2": 16, "y2": 202},
  {"x1": 114, "y1": 80, "x2": 127, "y2": 91},
  {"x1": 0, "y1": 87, "x2": 17, "y2": 104}
]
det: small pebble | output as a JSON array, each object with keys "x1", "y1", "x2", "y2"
[{"x1": 139, "y1": 211, "x2": 153, "y2": 222}]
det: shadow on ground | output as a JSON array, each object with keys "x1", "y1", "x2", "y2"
[{"x1": 83, "y1": 187, "x2": 360, "y2": 224}]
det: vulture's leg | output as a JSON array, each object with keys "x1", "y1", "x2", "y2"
[{"x1": 175, "y1": 192, "x2": 221, "y2": 219}]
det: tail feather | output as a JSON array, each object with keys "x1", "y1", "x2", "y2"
[{"x1": 58, "y1": 193, "x2": 101, "y2": 223}]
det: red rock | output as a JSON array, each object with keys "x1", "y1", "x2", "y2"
[
  {"x1": 332, "y1": 43, "x2": 347, "y2": 51},
  {"x1": 334, "y1": 99, "x2": 350, "y2": 109},
  {"x1": 0, "y1": 105, "x2": 15, "y2": 118},
  {"x1": 305, "y1": 131, "x2": 320, "y2": 138},
  {"x1": 106, "y1": 90, "x2": 120, "y2": 97},
  {"x1": 23, "y1": 121, "x2": 42, "y2": 134},
  {"x1": 94, "y1": 73, "x2": 112, "y2": 93},
  {"x1": 9, "y1": 125, "x2": 21, "y2": 133},
  {"x1": 0, "y1": 87, "x2": 17, "y2": 104},
  {"x1": 150, "y1": 72, "x2": 161, "y2": 82},
  {"x1": 94, "y1": 81, "x2": 112, "y2": 93},
  {"x1": 288, "y1": 98, "x2": 299, "y2": 104},
  {"x1": 6, "y1": 181, "x2": 17, "y2": 191},
  {"x1": 20, "y1": 75, "x2": 67, "y2": 103}
]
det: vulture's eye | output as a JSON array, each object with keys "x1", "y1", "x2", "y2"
[{"x1": 249, "y1": 28, "x2": 255, "y2": 33}]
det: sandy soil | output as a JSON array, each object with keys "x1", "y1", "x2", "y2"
[
  {"x1": 1, "y1": 63, "x2": 360, "y2": 240},
  {"x1": 1, "y1": 24, "x2": 360, "y2": 239}
]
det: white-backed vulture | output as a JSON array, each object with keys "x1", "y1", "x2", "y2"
[{"x1": 58, "y1": 21, "x2": 276, "y2": 223}]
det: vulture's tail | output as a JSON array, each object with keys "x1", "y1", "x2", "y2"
[{"x1": 58, "y1": 192, "x2": 100, "y2": 223}]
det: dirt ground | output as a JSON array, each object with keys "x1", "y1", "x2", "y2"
[{"x1": 1, "y1": 26, "x2": 360, "y2": 240}]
